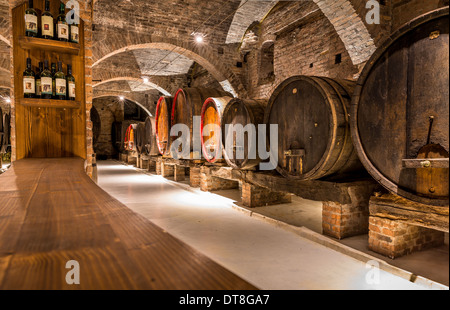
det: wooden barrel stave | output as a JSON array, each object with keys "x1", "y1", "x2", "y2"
[
  {"x1": 351, "y1": 8, "x2": 449, "y2": 206},
  {"x1": 265, "y1": 75, "x2": 362, "y2": 180},
  {"x1": 144, "y1": 116, "x2": 159, "y2": 156}
]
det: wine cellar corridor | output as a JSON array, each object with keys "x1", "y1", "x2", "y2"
[{"x1": 0, "y1": 0, "x2": 448, "y2": 293}]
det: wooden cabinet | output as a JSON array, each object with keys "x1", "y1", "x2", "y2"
[{"x1": 12, "y1": 0, "x2": 86, "y2": 159}]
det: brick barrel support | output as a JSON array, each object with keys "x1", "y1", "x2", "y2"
[
  {"x1": 190, "y1": 166, "x2": 201, "y2": 188},
  {"x1": 155, "y1": 158, "x2": 162, "y2": 175},
  {"x1": 322, "y1": 202, "x2": 369, "y2": 239},
  {"x1": 174, "y1": 165, "x2": 186, "y2": 182},
  {"x1": 161, "y1": 162, "x2": 174, "y2": 178},
  {"x1": 241, "y1": 182, "x2": 292, "y2": 208},
  {"x1": 200, "y1": 166, "x2": 239, "y2": 192},
  {"x1": 368, "y1": 216, "x2": 445, "y2": 259}
]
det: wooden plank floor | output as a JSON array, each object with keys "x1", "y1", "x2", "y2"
[{"x1": 0, "y1": 158, "x2": 258, "y2": 290}]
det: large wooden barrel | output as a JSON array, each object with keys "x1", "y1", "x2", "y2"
[
  {"x1": 144, "y1": 116, "x2": 159, "y2": 156},
  {"x1": 155, "y1": 96, "x2": 173, "y2": 156},
  {"x1": 91, "y1": 106, "x2": 101, "y2": 147},
  {"x1": 124, "y1": 123, "x2": 142, "y2": 152},
  {"x1": 200, "y1": 96, "x2": 234, "y2": 163},
  {"x1": 135, "y1": 122, "x2": 146, "y2": 154},
  {"x1": 221, "y1": 98, "x2": 266, "y2": 170},
  {"x1": 111, "y1": 121, "x2": 122, "y2": 152},
  {"x1": 0, "y1": 107, "x2": 3, "y2": 148},
  {"x1": 171, "y1": 88, "x2": 232, "y2": 157},
  {"x1": 0, "y1": 113, "x2": 10, "y2": 153},
  {"x1": 351, "y1": 8, "x2": 449, "y2": 206},
  {"x1": 265, "y1": 75, "x2": 362, "y2": 180}
]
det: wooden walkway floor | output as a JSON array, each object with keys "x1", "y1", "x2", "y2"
[{"x1": 0, "y1": 158, "x2": 257, "y2": 290}]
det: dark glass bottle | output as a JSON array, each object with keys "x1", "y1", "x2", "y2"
[
  {"x1": 70, "y1": 20, "x2": 79, "y2": 43},
  {"x1": 35, "y1": 61, "x2": 43, "y2": 98},
  {"x1": 56, "y1": 3, "x2": 68, "y2": 42},
  {"x1": 54, "y1": 62, "x2": 66, "y2": 100},
  {"x1": 41, "y1": 0, "x2": 53, "y2": 40},
  {"x1": 66, "y1": 65, "x2": 76, "y2": 100},
  {"x1": 25, "y1": 0, "x2": 38, "y2": 37},
  {"x1": 51, "y1": 62, "x2": 56, "y2": 98},
  {"x1": 23, "y1": 58, "x2": 35, "y2": 98},
  {"x1": 40, "y1": 60, "x2": 53, "y2": 99}
]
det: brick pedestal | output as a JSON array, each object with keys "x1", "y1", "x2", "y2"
[
  {"x1": 161, "y1": 163, "x2": 174, "y2": 178},
  {"x1": 242, "y1": 182, "x2": 292, "y2": 208},
  {"x1": 155, "y1": 159, "x2": 162, "y2": 175},
  {"x1": 120, "y1": 153, "x2": 127, "y2": 162},
  {"x1": 322, "y1": 202, "x2": 369, "y2": 239},
  {"x1": 148, "y1": 159, "x2": 157, "y2": 173},
  {"x1": 174, "y1": 165, "x2": 186, "y2": 182},
  {"x1": 140, "y1": 158, "x2": 149, "y2": 170},
  {"x1": 200, "y1": 166, "x2": 239, "y2": 192},
  {"x1": 368, "y1": 216, "x2": 445, "y2": 259},
  {"x1": 127, "y1": 155, "x2": 137, "y2": 166},
  {"x1": 190, "y1": 166, "x2": 201, "y2": 188}
]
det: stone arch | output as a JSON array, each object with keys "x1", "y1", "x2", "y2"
[
  {"x1": 93, "y1": 77, "x2": 172, "y2": 97},
  {"x1": 311, "y1": 0, "x2": 377, "y2": 65},
  {"x1": 92, "y1": 36, "x2": 245, "y2": 98},
  {"x1": 93, "y1": 94, "x2": 153, "y2": 118}
]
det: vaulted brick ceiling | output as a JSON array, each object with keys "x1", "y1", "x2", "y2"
[{"x1": 91, "y1": 0, "x2": 278, "y2": 97}]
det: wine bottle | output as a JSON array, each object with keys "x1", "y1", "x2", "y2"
[
  {"x1": 41, "y1": 0, "x2": 53, "y2": 39},
  {"x1": 66, "y1": 65, "x2": 76, "y2": 100},
  {"x1": 35, "y1": 61, "x2": 43, "y2": 97},
  {"x1": 55, "y1": 62, "x2": 66, "y2": 100},
  {"x1": 41, "y1": 60, "x2": 53, "y2": 99},
  {"x1": 23, "y1": 58, "x2": 35, "y2": 98},
  {"x1": 25, "y1": 0, "x2": 38, "y2": 37},
  {"x1": 51, "y1": 62, "x2": 56, "y2": 98},
  {"x1": 70, "y1": 20, "x2": 79, "y2": 44},
  {"x1": 56, "y1": 3, "x2": 68, "y2": 42}
]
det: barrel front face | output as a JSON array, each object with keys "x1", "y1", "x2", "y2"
[
  {"x1": 221, "y1": 99, "x2": 266, "y2": 169},
  {"x1": 201, "y1": 97, "x2": 233, "y2": 163},
  {"x1": 351, "y1": 8, "x2": 449, "y2": 206},
  {"x1": 156, "y1": 96, "x2": 173, "y2": 156},
  {"x1": 267, "y1": 76, "x2": 335, "y2": 180},
  {"x1": 144, "y1": 116, "x2": 159, "y2": 156}
]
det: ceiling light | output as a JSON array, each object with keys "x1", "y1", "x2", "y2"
[
  {"x1": 143, "y1": 77, "x2": 149, "y2": 83},
  {"x1": 6, "y1": 98, "x2": 11, "y2": 103},
  {"x1": 195, "y1": 35, "x2": 204, "y2": 43},
  {"x1": 119, "y1": 96, "x2": 125, "y2": 101}
]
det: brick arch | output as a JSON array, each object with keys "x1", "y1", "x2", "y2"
[
  {"x1": 93, "y1": 94, "x2": 153, "y2": 118},
  {"x1": 92, "y1": 36, "x2": 245, "y2": 98},
  {"x1": 311, "y1": 0, "x2": 377, "y2": 65},
  {"x1": 93, "y1": 77, "x2": 172, "y2": 97}
]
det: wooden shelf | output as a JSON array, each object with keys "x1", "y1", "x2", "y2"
[
  {"x1": 19, "y1": 36, "x2": 80, "y2": 55},
  {"x1": 20, "y1": 98, "x2": 81, "y2": 109}
]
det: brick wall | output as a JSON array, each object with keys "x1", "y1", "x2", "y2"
[{"x1": 369, "y1": 216, "x2": 445, "y2": 259}]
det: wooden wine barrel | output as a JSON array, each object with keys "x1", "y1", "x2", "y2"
[
  {"x1": 171, "y1": 88, "x2": 232, "y2": 157},
  {"x1": 200, "y1": 96, "x2": 234, "y2": 163},
  {"x1": 135, "y1": 122, "x2": 146, "y2": 154},
  {"x1": 0, "y1": 113, "x2": 10, "y2": 153},
  {"x1": 144, "y1": 116, "x2": 159, "y2": 156},
  {"x1": 220, "y1": 98, "x2": 266, "y2": 170},
  {"x1": 265, "y1": 75, "x2": 362, "y2": 180},
  {"x1": 155, "y1": 96, "x2": 173, "y2": 156},
  {"x1": 124, "y1": 123, "x2": 140, "y2": 152},
  {"x1": 351, "y1": 8, "x2": 449, "y2": 206}
]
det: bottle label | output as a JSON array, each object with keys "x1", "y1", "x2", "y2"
[
  {"x1": 25, "y1": 14, "x2": 38, "y2": 33},
  {"x1": 68, "y1": 81, "x2": 76, "y2": 98},
  {"x1": 56, "y1": 78, "x2": 66, "y2": 96},
  {"x1": 36, "y1": 79, "x2": 41, "y2": 96},
  {"x1": 57, "y1": 22, "x2": 69, "y2": 39},
  {"x1": 41, "y1": 77, "x2": 52, "y2": 95},
  {"x1": 42, "y1": 16, "x2": 54, "y2": 37},
  {"x1": 23, "y1": 77, "x2": 35, "y2": 94},
  {"x1": 70, "y1": 25, "x2": 79, "y2": 43}
]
